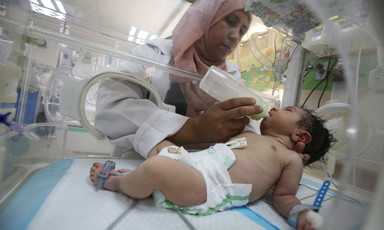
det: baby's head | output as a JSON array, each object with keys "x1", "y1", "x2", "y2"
[
  {"x1": 296, "y1": 107, "x2": 336, "y2": 165},
  {"x1": 260, "y1": 106, "x2": 335, "y2": 165}
]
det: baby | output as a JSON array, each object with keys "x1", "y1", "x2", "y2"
[{"x1": 89, "y1": 106, "x2": 334, "y2": 229}]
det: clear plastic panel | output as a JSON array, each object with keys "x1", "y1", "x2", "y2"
[
  {"x1": 299, "y1": 0, "x2": 383, "y2": 229},
  {"x1": 246, "y1": 0, "x2": 383, "y2": 229},
  {"x1": 0, "y1": 124, "x2": 65, "y2": 206},
  {"x1": 0, "y1": 0, "x2": 197, "y2": 209}
]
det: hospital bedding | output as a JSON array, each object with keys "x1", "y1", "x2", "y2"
[{"x1": 0, "y1": 158, "x2": 365, "y2": 230}]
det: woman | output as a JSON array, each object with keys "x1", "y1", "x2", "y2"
[{"x1": 95, "y1": 0, "x2": 263, "y2": 158}]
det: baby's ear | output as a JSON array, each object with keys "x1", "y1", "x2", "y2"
[{"x1": 291, "y1": 130, "x2": 312, "y2": 144}]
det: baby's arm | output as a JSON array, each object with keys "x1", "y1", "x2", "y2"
[
  {"x1": 272, "y1": 156, "x2": 317, "y2": 229},
  {"x1": 272, "y1": 155, "x2": 303, "y2": 216}
]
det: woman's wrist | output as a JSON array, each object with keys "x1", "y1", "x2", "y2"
[{"x1": 167, "y1": 118, "x2": 201, "y2": 145}]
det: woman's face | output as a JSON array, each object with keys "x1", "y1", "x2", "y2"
[{"x1": 204, "y1": 10, "x2": 250, "y2": 62}]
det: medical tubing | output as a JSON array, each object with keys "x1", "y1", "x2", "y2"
[
  {"x1": 274, "y1": 30, "x2": 288, "y2": 71},
  {"x1": 302, "y1": 0, "x2": 360, "y2": 226},
  {"x1": 16, "y1": 43, "x2": 34, "y2": 124},
  {"x1": 248, "y1": 35, "x2": 280, "y2": 94},
  {"x1": 318, "y1": 160, "x2": 361, "y2": 205},
  {"x1": 272, "y1": 32, "x2": 278, "y2": 67},
  {"x1": 319, "y1": 160, "x2": 340, "y2": 190},
  {"x1": 354, "y1": 41, "x2": 363, "y2": 105},
  {"x1": 248, "y1": 33, "x2": 280, "y2": 86},
  {"x1": 44, "y1": 66, "x2": 73, "y2": 123},
  {"x1": 247, "y1": 34, "x2": 266, "y2": 67},
  {"x1": 251, "y1": 35, "x2": 274, "y2": 66},
  {"x1": 79, "y1": 72, "x2": 164, "y2": 140},
  {"x1": 273, "y1": 37, "x2": 290, "y2": 94}
]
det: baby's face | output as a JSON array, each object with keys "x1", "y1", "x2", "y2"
[{"x1": 260, "y1": 106, "x2": 304, "y2": 135}]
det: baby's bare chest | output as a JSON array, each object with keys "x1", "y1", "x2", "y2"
[{"x1": 229, "y1": 140, "x2": 292, "y2": 184}]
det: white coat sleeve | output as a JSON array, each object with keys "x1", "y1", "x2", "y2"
[{"x1": 95, "y1": 42, "x2": 189, "y2": 158}]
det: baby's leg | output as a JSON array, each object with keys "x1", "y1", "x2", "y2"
[
  {"x1": 90, "y1": 157, "x2": 207, "y2": 206},
  {"x1": 89, "y1": 162, "x2": 132, "y2": 192},
  {"x1": 120, "y1": 156, "x2": 207, "y2": 206}
]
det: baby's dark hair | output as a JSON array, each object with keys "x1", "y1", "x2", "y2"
[{"x1": 297, "y1": 107, "x2": 336, "y2": 165}]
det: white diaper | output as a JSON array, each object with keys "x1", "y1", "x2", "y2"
[{"x1": 153, "y1": 144, "x2": 252, "y2": 216}]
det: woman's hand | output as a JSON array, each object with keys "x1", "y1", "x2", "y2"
[
  {"x1": 293, "y1": 142, "x2": 311, "y2": 164},
  {"x1": 168, "y1": 97, "x2": 263, "y2": 144}
]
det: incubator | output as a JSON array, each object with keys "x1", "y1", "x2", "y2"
[{"x1": 0, "y1": 0, "x2": 383, "y2": 229}]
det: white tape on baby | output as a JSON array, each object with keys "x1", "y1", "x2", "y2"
[
  {"x1": 287, "y1": 204, "x2": 315, "y2": 228},
  {"x1": 225, "y1": 137, "x2": 247, "y2": 149}
]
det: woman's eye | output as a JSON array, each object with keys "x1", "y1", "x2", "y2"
[{"x1": 226, "y1": 16, "x2": 238, "y2": 26}]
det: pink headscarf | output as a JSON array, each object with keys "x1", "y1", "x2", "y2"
[{"x1": 171, "y1": 0, "x2": 249, "y2": 117}]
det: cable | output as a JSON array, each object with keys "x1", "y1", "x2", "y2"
[
  {"x1": 301, "y1": 74, "x2": 327, "y2": 107},
  {"x1": 316, "y1": 58, "x2": 331, "y2": 107},
  {"x1": 317, "y1": 74, "x2": 329, "y2": 108},
  {"x1": 107, "y1": 200, "x2": 139, "y2": 230},
  {"x1": 317, "y1": 58, "x2": 338, "y2": 108},
  {"x1": 176, "y1": 210, "x2": 196, "y2": 230},
  {"x1": 302, "y1": 70, "x2": 311, "y2": 81},
  {"x1": 301, "y1": 58, "x2": 337, "y2": 107}
]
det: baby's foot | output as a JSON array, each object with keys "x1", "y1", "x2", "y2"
[{"x1": 89, "y1": 162, "x2": 131, "y2": 192}]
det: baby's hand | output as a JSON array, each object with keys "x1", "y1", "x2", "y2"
[{"x1": 297, "y1": 211, "x2": 323, "y2": 230}]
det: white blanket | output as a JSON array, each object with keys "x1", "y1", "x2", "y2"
[{"x1": 0, "y1": 159, "x2": 366, "y2": 230}]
